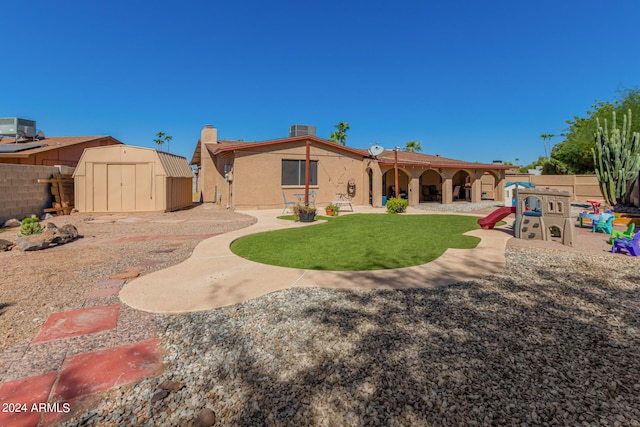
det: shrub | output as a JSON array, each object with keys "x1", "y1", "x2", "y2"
[
  {"x1": 386, "y1": 197, "x2": 408, "y2": 213},
  {"x1": 20, "y1": 217, "x2": 42, "y2": 236},
  {"x1": 325, "y1": 204, "x2": 339, "y2": 216}
]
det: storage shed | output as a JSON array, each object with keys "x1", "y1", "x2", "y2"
[{"x1": 74, "y1": 145, "x2": 193, "y2": 213}]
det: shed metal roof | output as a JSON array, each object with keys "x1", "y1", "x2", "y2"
[{"x1": 157, "y1": 151, "x2": 193, "y2": 178}]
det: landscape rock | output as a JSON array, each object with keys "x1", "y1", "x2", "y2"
[
  {"x1": 14, "y1": 223, "x2": 80, "y2": 251},
  {"x1": 110, "y1": 267, "x2": 141, "y2": 280},
  {"x1": 3, "y1": 218, "x2": 20, "y2": 228},
  {"x1": 40, "y1": 213, "x2": 55, "y2": 220},
  {"x1": 0, "y1": 239, "x2": 14, "y2": 251},
  {"x1": 193, "y1": 408, "x2": 215, "y2": 427},
  {"x1": 150, "y1": 390, "x2": 169, "y2": 403},
  {"x1": 15, "y1": 229, "x2": 56, "y2": 251},
  {"x1": 52, "y1": 224, "x2": 79, "y2": 244},
  {"x1": 159, "y1": 380, "x2": 186, "y2": 392}
]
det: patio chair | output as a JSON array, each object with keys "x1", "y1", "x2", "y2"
[
  {"x1": 608, "y1": 223, "x2": 635, "y2": 244},
  {"x1": 308, "y1": 190, "x2": 317, "y2": 208},
  {"x1": 453, "y1": 185, "x2": 461, "y2": 201},
  {"x1": 611, "y1": 232, "x2": 640, "y2": 257},
  {"x1": 592, "y1": 215, "x2": 614, "y2": 234},
  {"x1": 282, "y1": 191, "x2": 296, "y2": 214}
]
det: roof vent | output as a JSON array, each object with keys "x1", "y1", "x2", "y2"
[
  {"x1": 289, "y1": 124, "x2": 316, "y2": 137},
  {"x1": 0, "y1": 118, "x2": 37, "y2": 142}
]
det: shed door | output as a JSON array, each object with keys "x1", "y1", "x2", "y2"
[
  {"x1": 134, "y1": 163, "x2": 153, "y2": 211},
  {"x1": 94, "y1": 163, "x2": 153, "y2": 212}
]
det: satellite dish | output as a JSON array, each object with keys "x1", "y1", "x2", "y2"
[{"x1": 368, "y1": 145, "x2": 384, "y2": 156}]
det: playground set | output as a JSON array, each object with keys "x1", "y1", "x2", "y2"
[
  {"x1": 478, "y1": 185, "x2": 575, "y2": 247},
  {"x1": 478, "y1": 183, "x2": 639, "y2": 255}
]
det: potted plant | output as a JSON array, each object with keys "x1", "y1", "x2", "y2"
[
  {"x1": 325, "y1": 203, "x2": 339, "y2": 216},
  {"x1": 294, "y1": 204, "x2": 317, "y2": 222}
]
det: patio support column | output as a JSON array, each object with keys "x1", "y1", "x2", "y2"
[
  {"x1": 394, "y1": 148, "x2": 399, "y2": 199},
  {"x1": 441, "y1": 170, "x2": 454, "y2": 204},
  {"x1": 304, "y1": 140, "x2": 310, "y2": 206},
  {"x1": 471, "y1": 172, "x2": 483, "y2": 203},
  {"x1": 369, "y1": 161, "x2": 383, "y2": 207},
  {"x1": 495, "y1": 170, "x2": 506, "y2": 202},
  {"x1": 408, "y1": 170, "x2": 420, "y2": 206}
]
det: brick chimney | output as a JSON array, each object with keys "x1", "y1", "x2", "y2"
[{"x1": 201, "y1": 124, "x2": 217, "y2": 144}]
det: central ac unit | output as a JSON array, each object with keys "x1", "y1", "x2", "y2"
[{"x1": 0, "y1": 118, "x2": 37, "y2": 139}]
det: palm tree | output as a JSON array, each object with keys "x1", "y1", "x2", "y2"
[
  {"x1": 154, "y1": 131, "x2": 165, "y2": 151},
  {"x1": 404, "y1": 140, "x2": 422, "y2": 152},
  {"x1": 540, "y1": 134, "x2": 555, "y2": 160},
  {"x1": 329, "y1": 131, "x2": 342, "y2": 143},
  {"x1": 328, "y1": 122, "x2": 350, "y2": 145},
  {"x1": 153, "y1": 132, "x2": 173, "y2": 152}
]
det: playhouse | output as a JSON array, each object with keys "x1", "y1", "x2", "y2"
[
  {"x1": 504, "y1": 181, "x2": 535, "y2": 207},
  {"x1": 514, "y1": 188, "x2": 575, "y2": 246}
]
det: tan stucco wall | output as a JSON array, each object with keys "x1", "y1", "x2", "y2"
[
  {"x1": 200, "y1": 126, "x2": 218, "y2": 202},
  {"x1": 227, "y1": 141, "x2": 367, "y2": 210},
  {"x1": 504, "y1": 174, "x2": 604, "y2": 201}
]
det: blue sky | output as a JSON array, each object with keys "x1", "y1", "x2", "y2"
[{"x1": 3, "y1": 0, "x2": 639, "y2": 166}]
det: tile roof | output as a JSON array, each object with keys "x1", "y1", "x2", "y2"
[
  {"x1": 194, "y1": 135, "x2": 509, "y2": 170},
  {"x1": 375, "y1": 150, "x2": 509, "y2": 168}
]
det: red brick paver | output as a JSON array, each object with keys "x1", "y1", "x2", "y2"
[
  {"x1": 0, "y1": 372, "x2": 57, "y2": 427},
  {"x1": 85, "y1": 287, "x2": 121, "y2": 299},
  {"x1": 32, "y1": 305, "x2": 120, "y2": 344},
  {"x1": 52, "y1": 338, "x2": 161, "y2": 401}
]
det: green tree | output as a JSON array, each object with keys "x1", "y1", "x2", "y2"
[
  {"x1": 328, "y1": 122, "x2": 350, "y2": 145},
  {"x1": 552, "y1": 88, "x2": 640, "y2": 174},
  {"x1": 154, "y1": 131, "x2": 172, "y2": 152},
  {"x1": 521, "y1": 156, "x2": 548, "y2": 174},
  {"x1": 403, "y1": 140, "x2": 422, "y2": 152}
]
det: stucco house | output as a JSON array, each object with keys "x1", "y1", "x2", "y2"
[{"x1": 191, "y1": 124, "x2": 512, "y2": 210}]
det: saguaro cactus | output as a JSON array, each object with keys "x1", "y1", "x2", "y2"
[{"x1": 592, "y1": 110, "x2": 640, "y2": 206}]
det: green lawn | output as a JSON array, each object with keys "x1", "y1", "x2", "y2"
[{"x1": 230, "y1": 214, "x2": 482, "y2": 271}]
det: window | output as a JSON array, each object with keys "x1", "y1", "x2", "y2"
[{"x1": 282, "y1": 160, "x2": 318, "y2": 185}]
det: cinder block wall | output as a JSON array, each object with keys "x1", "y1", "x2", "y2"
[{"x1": 0, "y1": 164, "x2": 60, "y2": 224}]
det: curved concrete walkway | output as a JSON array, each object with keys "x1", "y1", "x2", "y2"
[{"x1": 119, "y1": 207, "x2": 513, "y2": 314}]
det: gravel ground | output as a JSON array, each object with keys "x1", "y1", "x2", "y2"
[
  {"x1": 415, "y1": 201, "x2": 503, "y2": 213},
  {"x1": 53, "y1": 205, "x2": 640, "y2": 426},
  {"x1": 0, "y1": 204, "x2": 256, "y2": 353}
]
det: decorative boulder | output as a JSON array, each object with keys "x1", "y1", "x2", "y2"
[
  {"x1": 0, "y1": 239, "x2": 14, "y2": 251},
  {"x1": 194, "y1": 408, "x2": 216, "y2": 427},
  {"x1": 15, "y1": 229, "x2": 56, "y2": 251},
  {"x1": 3, "y1": 219, "x2": 21, "y2": 228},
  {"x1": 52, "y1": 224, "x2": 79, "y2": 244},
  {"x1": 14, "y1": 223, "x2": 79, "y2": 251}
]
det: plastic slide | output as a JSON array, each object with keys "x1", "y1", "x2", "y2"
[{"x1": 477, "y1": 206, "x2": 516, "y2": 230}]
